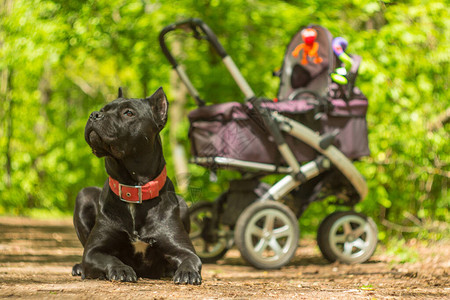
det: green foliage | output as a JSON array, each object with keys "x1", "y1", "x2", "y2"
[
  {"x1": 0, "y1": 0, "x2": 448, "y2": 241},
  {"x1": 384, "y1": 238, "x2": 420, "y2": 264}
]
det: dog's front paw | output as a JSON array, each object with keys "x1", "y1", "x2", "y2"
[
  {"x1": 173, "y1": 261, "x2": 202, "y2": 285},
  {"x1": 106, "y1": 265, "x2": 137, "y2": 282},
  {"x1": 72, "y1": 263, "x2": 82, "y2": 276}
]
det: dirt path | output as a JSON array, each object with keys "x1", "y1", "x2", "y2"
[{"x1": 0, "y1": 217, "x2": 448, "y2": 299}]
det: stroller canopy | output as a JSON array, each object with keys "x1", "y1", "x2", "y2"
[{"x1": 277, "y1": 25, "x2": 333, "y2": 101}]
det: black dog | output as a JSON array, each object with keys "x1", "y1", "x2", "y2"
[{"x1": 72, "y1": 87, "x2": 201, "y2": 285}]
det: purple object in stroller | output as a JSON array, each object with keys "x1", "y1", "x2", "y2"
[{"x1": 160, "y1": 19, "x2": 377, "y2": 269}]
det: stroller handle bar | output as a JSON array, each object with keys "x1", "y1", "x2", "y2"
[
  {"x1": 159, "y1": 18, "x2": 255, "y2": 105},
  {"x1": 159, "y1": 18, "x2": 227, "y2": 66}
]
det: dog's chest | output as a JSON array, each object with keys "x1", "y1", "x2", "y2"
[
  {"x1": 132, "y1": 239, "x2": 149, "y2": 255},
  {"x1": 128, "y1": 203, "x2": 150, "y2": 255}
]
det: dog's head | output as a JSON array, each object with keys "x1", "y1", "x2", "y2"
[{"x1": 85, "y1": 87, "x2": 168, "y2": 159}]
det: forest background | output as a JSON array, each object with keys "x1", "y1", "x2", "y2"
[{"x1": 0, "y1": 0, "x2": 448, "y2": 244}]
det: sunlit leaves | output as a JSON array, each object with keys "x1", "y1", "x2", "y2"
[{"x1": 0, "y1": 0, "x2": 447, "y2": 241}]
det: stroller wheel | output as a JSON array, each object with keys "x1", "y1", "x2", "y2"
[
  {"x1": 317, "y1": 211, "x2": 378, "y2": 264},
  {"x1": 234, "y1": 201, "x2": 299, "y2": 269},
  {"x1": 189, "y1": 201, "x2": 229, "y2": 263}
]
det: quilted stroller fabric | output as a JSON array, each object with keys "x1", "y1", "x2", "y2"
[
  {"x1": 188, "y1": 96, "x2": 369, "y2": 164},
  {"x1": 189, "y1": 102, "x2": 286, "y2": 165}
]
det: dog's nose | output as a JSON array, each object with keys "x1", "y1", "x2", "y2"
[{"x1": 89, "y1": 111, "x2": 104, "y2": 121}]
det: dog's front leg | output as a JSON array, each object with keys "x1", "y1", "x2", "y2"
[
  {"x1": 82, "y1": 224, "x2": 138, "y2": 282},
  {"x1": 159, "y1": 238, "x2": 202, "y2": 285},
  {"x1": 83, "y1": 250, "x2": 137, "y2": 282},
  {"x1": 141, "y1": 192, "x2": 202, "y2": 284},
  {"x1": 171, "y1": 250, "x2": 202, "y2": 285},
  {"x1": 152, "y1": 218, "x2": 202, "y2": 285}
]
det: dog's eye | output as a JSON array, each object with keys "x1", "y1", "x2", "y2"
[{"x1": 124, "y1": 110, "x2": 134, "y2": 117}]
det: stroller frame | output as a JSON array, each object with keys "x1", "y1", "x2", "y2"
[{"x1": 160, "y1": 19, "x2": 376, "y2": 269}]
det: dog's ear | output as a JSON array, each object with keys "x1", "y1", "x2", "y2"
[{"x1": 147, "y1": 87, "x2": 168, "y2": 131}]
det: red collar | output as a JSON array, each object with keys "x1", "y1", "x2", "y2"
[{"x1": 108, "y1": 166, "x2": 167, "y2": 203}]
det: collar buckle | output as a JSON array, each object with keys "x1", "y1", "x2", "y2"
[{"x1": 118, "y1": 183, "x2": 143, "y2": 204}]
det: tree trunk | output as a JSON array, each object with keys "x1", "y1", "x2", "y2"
[
  {"x1": 2, "y1": 68, "x2": 12, "y2": 188},
  {"x1": 1, "y1": 0, "x2": 14, "y2": 188},
  {"x1": 169, "y1": 41, "x2": 189, "y2": 193}
]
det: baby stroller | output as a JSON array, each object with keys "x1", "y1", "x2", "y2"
[{"x1": 159, "y1": 19, "x2": 378, "y2": 269}]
